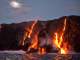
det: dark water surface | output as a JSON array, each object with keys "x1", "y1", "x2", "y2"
[{"x1": 0, "y1": 53, "x2": 80, "y2": 60}]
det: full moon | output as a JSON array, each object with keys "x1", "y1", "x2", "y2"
[{"x1": 10, "y1": 1, "x2": 21, "y2": 8}]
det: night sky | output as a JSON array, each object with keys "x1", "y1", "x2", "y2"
[{"x1": 0, "y1": 0, "x2": 80, "y2": 23}]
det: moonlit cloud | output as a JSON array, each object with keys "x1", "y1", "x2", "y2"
[
  {"x1": 6, "y1": 0, "x2": 32, "y2": 22},
  {"x1": 0, "y1": 0, "x2": 32, "y2": 24},
  {"x1": 10, "y1": 1, "x2": 22, "y2": 8},
  {"x1": 0, "y1": 0, "x2": 80, "y2": 23}
]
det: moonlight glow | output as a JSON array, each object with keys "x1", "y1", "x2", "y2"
[{"x1": 10, "y1": 1, "x2": 21, "y2": 8}]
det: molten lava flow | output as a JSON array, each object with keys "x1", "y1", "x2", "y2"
[
  {"x1": 28, "y1": 21, "x2": 37, "y2": 38},
  {"x1": 28, "y1": 34, "x2": 38, "y2": 50},
  {"x1": 38, "y1": 47, "x2": 46, "y2": 55},
  {"x1": 53, "y1": 18, "x2": 69, "y2": 54},
  {"x1": 19, "y1": 21, "x2": 37, "y2": 46},
  {"x1": 27, "y1": 21, "x2": 39, "y2": 51}
]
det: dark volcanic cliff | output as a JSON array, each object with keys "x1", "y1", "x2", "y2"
[{"x1": 0, "y1": 15, "x2": 80, "y2": 52}]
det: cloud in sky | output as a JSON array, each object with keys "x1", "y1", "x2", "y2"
[
  {"x1": 10, "y1": 0, "x2": 22, "y2": 8},
  {"x1": 0, "y1": 0, "x2": 31, "y2": 20},
  {"x1": 66, "y1": 5, "x2": 80, "y2": 12},
  {"x1": 0, "y1": 0, "x2": 80, "y2": 23}
]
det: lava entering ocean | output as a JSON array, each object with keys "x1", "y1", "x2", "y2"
[
  {"x1": 53, "y1": 18, "x2": 71, "y2": 54},
  {"x1": 19, "y1": 18, "x2": 71, "y2": 55}
]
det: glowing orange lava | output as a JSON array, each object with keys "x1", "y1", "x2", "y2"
[
  {"x1": 28, "y1": 34, "x2": 38, "y2": 50},
  {"x1": 53, "y1": 18, "x2": 69, "y2": 54},
  {"x1": 19, "y1": 18, "x2": 71, "y2": 55},
  {"x1": 28, "y1": 21, "x2": 37, "y2": 38},
  {"x1": 27, "y1": 21, "x2": 39, "y2": 51},
  {"x1": 19, "y1": 21, "x2": 37, "y2": 46},
  {"x1": 38, "y1": 47, "x2": 46, "y2": 55}
]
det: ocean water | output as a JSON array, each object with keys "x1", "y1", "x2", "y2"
[{"x1": 0, "y1": 52, "x2": 80, "y2": 60}]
